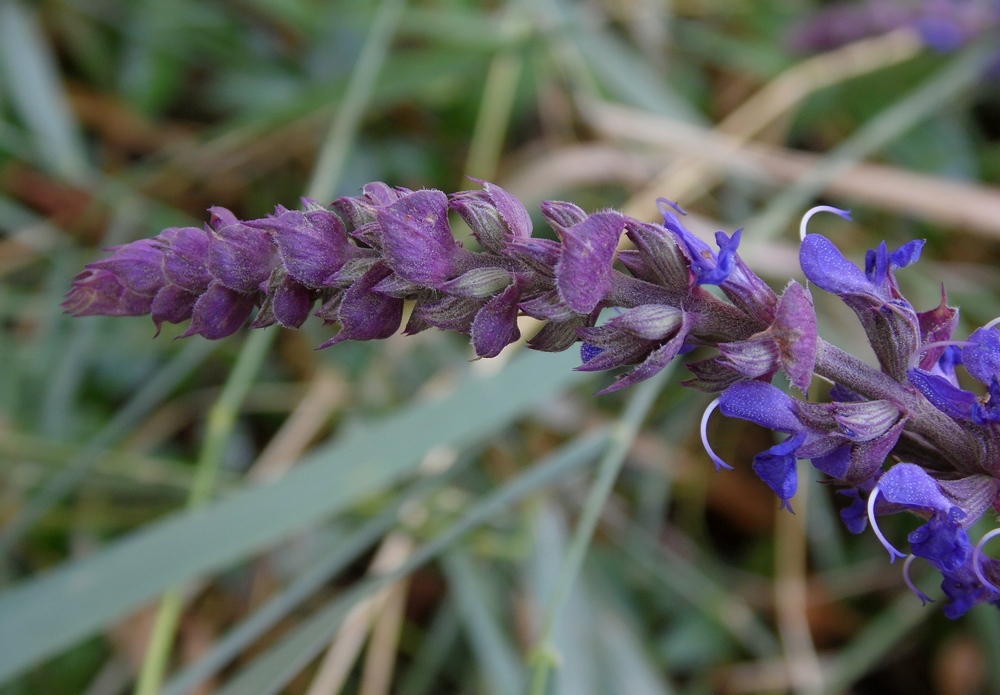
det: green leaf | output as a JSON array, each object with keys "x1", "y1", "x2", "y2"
[
  {"x1": 0, "y1": 2, "x2": 89, "y2": 181},
  {"x1": 0, "y1": 348, "x2": 591, "y2": 684}
]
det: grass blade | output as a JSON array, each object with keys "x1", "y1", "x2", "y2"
[{"x1": 0, "y1": 348, "x2": 590, "y2": 683}]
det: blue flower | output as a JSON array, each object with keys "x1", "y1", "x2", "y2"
[
  {"x1": 800, "y1": 232, "x2": 925, "y2": 380},
  {"x1": 868, "y1": 463, "x2": 1000, "y2": 616},
  {"x1": 711, "y1": 380, "x2": 905, "y2": 508},
  {"x1": 909, "y1": 326, "x2": 1000, "y2": 427},
  {"x1": 657, "y1": 199, "x2": 741, "y2": 287}
]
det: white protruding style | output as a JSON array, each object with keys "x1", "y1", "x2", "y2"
[
  {"x1": 973, "y1": 528, "x2": 1000, "y2": 595},
  {"x1": 902, "y1": 554, "x2": 934, "y2": 605},
  {"x1": 907, "y1": 340, "x2": 970, "y2": 372},
  {"x1": 867, "y1": 485, "x2": 907, "y2": 563},
  {"x1": 799, "y1": 205, "x2": 853, "y2": 242},
  {"x1": 700, "y1": 398, "x2": 734, "y2": 472}
]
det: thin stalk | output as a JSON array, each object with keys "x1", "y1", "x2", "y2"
[
  {"x1": 134, "y1": 329, "x2": 275, "y2": 695},
  {"x1": 748, "y1": 39, "x2": 996, "y2": 241},
  {"x1": 462, "y1": 19, "x2": 524, "y2": 183},
  {"x1": 305, "y1": 0, "x2": 408, "y2": 203},
  {"x1": 527, "y1": 364, "x2": 672, "y2": 695},
  {"x1": 134, "y1": 1, "x2": 408, "y2": 689}
]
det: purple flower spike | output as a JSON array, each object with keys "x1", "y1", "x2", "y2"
[
  {"x1": 158, "y1": 227, "x2": 211, "y2": 293},
  {"x1": 87, "y1": 239, "x2": 165, "y2": 295},
  {"x1": 471, "y1": 282, "x2": 522, "y2": 358},
  {"x1": 320, "y1": 263, "x2": 403, "y2": 346},
  {"x1": 63, "y1": 268, "x2": 153, "y2": 317},
  {"x1": 266, "y1": 276, "x2": 313, "y2": 329},
  {"x1": 151, "y1": 285, "x2": 198, "y2": 331},
  {"x1": 182, "y1": 282, "x2": 256, "y2": 340},
  {"x1": 247, "y1": 207, "x2": 353, "y2": 288},
  {"x1": 555, "y1": 211, "x2": 626, "y2": 313},
  {"x1": 377, "y1": 189, "x2": 462, "y2": 287},
  {"x1": 450, "y1": 180, "x2": 532, "y2": 254},
  {"x1": 207, "y1": 207, "x2": 277, "y2": 293}
]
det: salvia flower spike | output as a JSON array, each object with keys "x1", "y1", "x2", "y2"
[{"x1": 66, "y1": 180, "x2": 1000, "y2": 617}]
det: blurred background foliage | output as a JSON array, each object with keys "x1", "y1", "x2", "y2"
[{"x1": 1, "y1": 0, "x2": 1000, "y2": 694}]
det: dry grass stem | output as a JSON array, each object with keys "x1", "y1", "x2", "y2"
[
  {"x1": 303, "y1": 533, "x2": 415, "y2": 695},
  {"x1": 613, "y1": 27, "x2": 924, "y2": 221},
  {"x1": 249, "y1": 368, "x2": 348, "y2": 483}
]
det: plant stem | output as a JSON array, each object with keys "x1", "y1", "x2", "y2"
[
  {"x1": 133, "y1": 0, "x2": 408, "y2": 689},
  {"x1": 527, "y1": 363, "x2": 673, "y2": 695},
  {"x1": 134, "y1": 329, "x2": 275, "y2": 695},
  {"x1": 306, "y1": 0, "x2": 407, "y2": 203}
]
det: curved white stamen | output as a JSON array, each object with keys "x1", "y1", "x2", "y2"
[
  {"x1": 902, "y1": 554, "x2": 934, "y2": 605},
  {"x1": 973, "y1": 528, "x2": 1000, "y2": 595},
  {"x1": 700, "y1": 398, "x2": 733, "y2": 472},
  {"x1": 656, "y1": 197, "x2": 687, "y2": 218},
  {"x1": 799, "y1": 205, "x2": 852, "y2": 242},
  {"x1": 984, "y1": 317, "x2": 1000, "y2": 331},
  {"x1": 907, "y1": 340, "x2": 971, "y2": 372},
  {"x1": 867, "y1": 485, "x2": 907, "y2": 563}
]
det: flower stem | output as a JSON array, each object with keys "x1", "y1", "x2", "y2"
[
  {"x1": 527, "y1": 363, "x2": 673, "y2": 695},
  {"x1": 305, "y1": 0, "x2": 407, "y2": 203},
  {"x1": 134, "y1": 329, "x2": 275, "y2": 695},
  {"x1": 133, "y1": 0, "x2": 407, "y2": 689}
]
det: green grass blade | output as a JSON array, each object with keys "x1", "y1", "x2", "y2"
[
  {"x1": 0, "y1": 338, "x2": 218, "y2": 556},
  {"x1": 162, "y1": 450, "x2": 477, "y2": 695},
  {"x1": 0, "y1": 348, "x2": 590, "y2": 683},
  {"x1": 443, "y1": 549, "x2": 524, "y2": 695},
  {"x1": 0, "y1": 2, "x2": 89, "y2": 181},
  {"x1": 748, "y1": 39, "x2": 996, "y2": 241},
  {"x1": 210, "y1": 427, "x2": 608, "y2": 695}
]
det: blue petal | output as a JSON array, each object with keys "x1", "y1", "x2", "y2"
[
  {"x1": 907, "y1": 368, "x2": 977, "y2": 420},
  {"x1": 963, "y1": 328, "x2": 1000, "y2": 386},
  {"x1": 941, "y1": 565, "x2": 999, "y2": 620},
  {"x1": 718, "y1": 380, "x2": 801, "y2": 433},
  {"x1": 864, "y1": 242, "x2": 890, "y2": 286},
  {"x1": 877, "y1": 463, "x2": 951, "y2": 514},
  {"x1": 812, "y1": 444, "x2": 851, "y2": 479},
  {"x1": 799, "y1": 234, "x2": 872, "y2": 296},
  {"x1": 693, "y1": 229, "x2": 741, "y2": 286},
  {"x1": 752, "y1": 431, "x2": 805, "y2": 506},
  {"x1": 973, "y1": 377, "x2": 1000, "y2": 425},
  {"x1": 580, "y1": 342, "x2": 605, "y2": 364},
  {"x1": 890, "y1": 239, "x2": 924, "y2": 269},
  {"x1": 909, "y1": 509, "x2": 970, "y2": 572},
  {"x1": 658, "y1": 199, "x2": 741, "y2": 287},
  {"x1": 837, "y1": 489, "x2": 869, "y2": 534}
]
